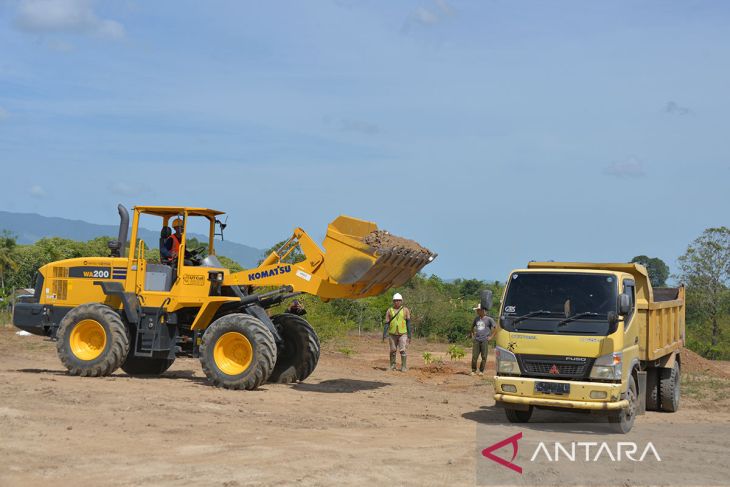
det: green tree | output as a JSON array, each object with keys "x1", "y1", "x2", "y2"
[
  {"x1": 0, "y1": 231, "x2": 19, "y2": 296},
  {"x1": 677, "y1": 227, "x2": 730, "y2": 347},
  {"x1": 630, "y1": 255, "x2": 670, "y2": 287}
]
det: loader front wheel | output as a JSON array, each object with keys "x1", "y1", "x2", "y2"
[
  {"x1": 268, "y1": 313, "x2": 320, "y2": 383},
  {"x1": 200, "y1": 314, "x2": 276, "y2": 390},
  {"x1": 56, "y1": 303, "x2": 129, "y2": 377}
]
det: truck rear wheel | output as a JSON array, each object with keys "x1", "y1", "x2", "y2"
[
  {"x1": 122, "y1": 356, "x2": 175, "y2": 376},
  {"x1": 505, "y1": 406, "x2": 533, "y2": 423},
  {"x1": 660, "y1": 362, "x2": 680, "y2": 412},
  {"x1": 199, "y1": 313, "x2": 276, "y2": 390},
  {"x1": 268, "y1": 313, "x2": 320, "y2": 383},
  {"x1": 56, "y1": 303, "x2": 129, "y2": 377},
  {"x1": 646, "y1": 368, "x2": 659, "y2": 411},
  {"x1": 609, "y1": 375, "x2": 637, "y2": 434}
]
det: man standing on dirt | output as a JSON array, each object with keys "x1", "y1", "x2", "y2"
[
  {"x1": 471, "y1": 304, "x2": 496, "y2": 376},
  {"x1": 383, "y1": 293, "x2": 412, "y2": 372}
]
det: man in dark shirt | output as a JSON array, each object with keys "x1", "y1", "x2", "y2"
[{"x1": 471, "y1": 304, "x2": 496, "y2": 376}]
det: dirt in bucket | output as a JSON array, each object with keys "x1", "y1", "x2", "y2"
[{"x1": 362, "y1": 230, "x2": 433, "y2": 255}]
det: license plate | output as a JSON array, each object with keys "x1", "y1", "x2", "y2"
[{"x1": 535, "y1": 381, "x2": 570, "y2": 395}]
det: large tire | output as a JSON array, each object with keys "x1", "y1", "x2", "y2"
[
  {"x1": 505, "y1": 406, "x2": 533, "y2": 423},
  {"x1": 56, "y1": 303, "x2": 129, "y2": 377},
  {"x1": 122, "y1": 356, "x2": 175, "y2": 376},
  {"x1": 609, "y1": 374, "x2": 637, "y2": 434},
  {"x1": 199, "y1": 313, "x2": 276, "y2": 390},
  {"x1": 121, "y1": 323, "x2": 175, "y2": 376},
  {"x1": 268, "y1": 313, "x2": 320, "y2": 384},
  {"x1": 659, "y1": 361, "x2": 680, "y2": 412},
  {"x1": 646, "y1": 368, "x2": 659, "y2": 411}
]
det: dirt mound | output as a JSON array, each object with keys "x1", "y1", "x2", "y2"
[
  {"x1": 681, "y1": 348, "x2": 730, "y2": 379},
  {"x1": 362, "y1": 230, "x2": 433, "y2": 255}
]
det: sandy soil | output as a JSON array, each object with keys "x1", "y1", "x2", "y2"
[{"x1": 1, "y1": 327, "x2": 729, "y2": 487}]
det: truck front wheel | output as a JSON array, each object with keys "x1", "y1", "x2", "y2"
[
  {"x1": 505, "y1": 406, "x2": 533, "y2": 423},
  {"x1": 609, "y1": 375, "x2": 637, "y2": 434}
]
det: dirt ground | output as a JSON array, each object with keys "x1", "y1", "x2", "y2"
[{"x1": 1, "y1": 326, "x2": 729, "y2": 487}]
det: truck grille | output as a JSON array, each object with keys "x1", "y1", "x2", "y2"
[{"x1": 517, "y1": 355, "x2": 594, "y2": 379}]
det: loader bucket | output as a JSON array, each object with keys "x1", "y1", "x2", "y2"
[{"x1": 322, "y1": 216, "x2": 436, "y2": 293}]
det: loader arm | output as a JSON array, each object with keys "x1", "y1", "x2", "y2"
[{"x1": 225, "y1": 216, "x2": 435, "y2": 300}]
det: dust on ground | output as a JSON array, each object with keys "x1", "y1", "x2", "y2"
[{"x1": 1, "y1": 326, "x2": 729, "y2": 487}]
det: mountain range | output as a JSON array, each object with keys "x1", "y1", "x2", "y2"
[{"x1": 0, "y1": 210, "x2": 265, "y2": 268}]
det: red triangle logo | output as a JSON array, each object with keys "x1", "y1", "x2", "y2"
[{"x1": 481, "y1": 432, "x2": 523, "y2": 474}]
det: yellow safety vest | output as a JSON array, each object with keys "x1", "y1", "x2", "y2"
[{"x1": 387, "y1": 307, "x2": 408, "y2": 335}]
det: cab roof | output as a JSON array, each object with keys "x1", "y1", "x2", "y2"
[{"x1": 134, "y1": 206, "x2": 225, "y2": 218}]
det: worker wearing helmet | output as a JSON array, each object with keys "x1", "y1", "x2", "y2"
[
  {"x1": 167, "y1": 217, "x2": 184, "y2": 261},
  {"x1": 383, "y1": 292, "x2": 412, "y2": 372}
]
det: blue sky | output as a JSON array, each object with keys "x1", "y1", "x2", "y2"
[{"x1": 1, "y1": 0, "x2": 728, "y2": 280}]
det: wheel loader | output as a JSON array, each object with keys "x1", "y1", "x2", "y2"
[{"x1": 12, "y1": 205, "x2": 435, "y2": 389}]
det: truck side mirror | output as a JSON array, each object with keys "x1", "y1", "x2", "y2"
[
  {"x1": 618, "y1": 293, "x2": 631, "y2": 315},
  {"x1": 480, "y1": 290, "x2": 493, "y2": 311}
]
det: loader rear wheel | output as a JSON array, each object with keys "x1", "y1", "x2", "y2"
[
  {"x1": 268, "y1": 313, "x2": 320, "y2": 384},
  {"x1": 121, "y1": 356, "x2": 175, "y2": 376},
  {"x1": 199, "y1": 313, "x2": 276, "y2": 390},
  {"x1": 56, "y1": 303, "x2": 129, "y2": 377},
  {"x1": 659, "y1": 362, "x2": 680, "y2": 412}
]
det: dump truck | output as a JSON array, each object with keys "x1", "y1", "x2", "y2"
[
  {"x1": 13, "y1": 205, "x2": 435, "y2": 390},
  {"x1": 490, "y1": 262, "x2": 685, "y2": 433}
]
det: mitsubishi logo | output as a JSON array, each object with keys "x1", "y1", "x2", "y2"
[{"x1": 549, "y1": 364, "x2": 560, "y2": 375}]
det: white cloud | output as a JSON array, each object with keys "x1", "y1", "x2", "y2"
[
  {"x1": 15, "y1": 0, "x2": 125, "y2": 40},
  {"x1": 415, "y1": 7, "x2": 439, "y2": 25},
  {"x1": 0, "y1": 107, "x2": 8, "y2": 121},
  {"x1": 29, "y1": 185, "x2": 46, "y2": 198},
  {"x1": 603, "y1": 157, "x2": 646, "y2": 179}
]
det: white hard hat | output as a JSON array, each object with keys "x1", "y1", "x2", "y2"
[{"x1": 393, "y1": 293, "x2": 403, "y2": 301}]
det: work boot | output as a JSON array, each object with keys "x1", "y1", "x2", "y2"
[
  {"x1": 400, "y1": 355, "x2": 408, "y2": 372},
  {"x1": 389, "y1": 352, "x2": 397, "y2": 371}
]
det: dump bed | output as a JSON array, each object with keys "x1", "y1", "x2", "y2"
[
  {"x1": 642, "y1": 285, "x2": 685, "y2": 361},
  {"x1": 527, "y1": 262, "x2": 685, "y2": 361}
]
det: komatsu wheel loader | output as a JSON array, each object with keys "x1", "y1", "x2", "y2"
[{"x1": 12, "y1": 205, "x2": 435, "y2": 390}]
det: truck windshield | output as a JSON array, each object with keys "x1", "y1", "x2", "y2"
[{"x1": 502, "y1": 272, "x2": 618, "y2": 335}]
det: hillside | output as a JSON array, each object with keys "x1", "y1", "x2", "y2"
[{"x1": 0, "y1": 210, "x2": 265, "y2": 268}]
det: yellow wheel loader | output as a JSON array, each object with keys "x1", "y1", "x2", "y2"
[{"x1": 13, "y1": 205, "x2": 435, "y2": 389}]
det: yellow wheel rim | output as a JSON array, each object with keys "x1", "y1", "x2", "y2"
[
  {"x1": 214, "y1": 331, "x2": 253, "y2": 376},
  {"x1": 69, "y1": 319, "x2": 107, "y2": 361}
]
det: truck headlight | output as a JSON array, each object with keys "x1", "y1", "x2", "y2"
[
  {"x1": 495, "y1": 346, "x2": 520, "y2": 375},
  {"x1": 590, "y1": 352, "x2": 622, "y2": 380}
]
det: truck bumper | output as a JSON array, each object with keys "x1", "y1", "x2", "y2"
[{"x1": 494, "y1": 376, "x2": 628, "y2": 411}]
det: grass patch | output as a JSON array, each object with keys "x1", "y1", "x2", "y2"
[{"x1": 681, "y1": 373, "x2": 730, "y2": 402}]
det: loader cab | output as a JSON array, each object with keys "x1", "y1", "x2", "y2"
[{"x1": 126, "y1": 206, "x2": 227, "y2": 299}]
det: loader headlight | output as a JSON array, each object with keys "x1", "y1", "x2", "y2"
[
  {"x1": 590, "y1": 352, "x2": 622, "y2": 380},
  {"x1": 495, "y1": 346, "x2": 520, "y2": 375}
]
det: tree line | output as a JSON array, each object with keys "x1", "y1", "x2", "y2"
[{"x1": 1, "y1": 227, "x2": 729, "y2": 359}]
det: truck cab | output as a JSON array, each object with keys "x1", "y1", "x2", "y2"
[{"x1": 493, "y1": 262, "x2": 684, "y2": 433}]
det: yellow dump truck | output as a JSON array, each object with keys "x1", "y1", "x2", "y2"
[{"x1": 491, "y1": 262, "x2": 685, "y2": 433}]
